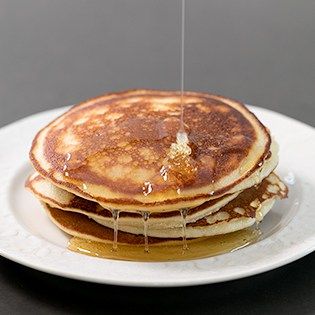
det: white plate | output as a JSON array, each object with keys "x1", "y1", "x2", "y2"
[{"x1": 0, "y1": 105, "x2": 314, "y2": 287}]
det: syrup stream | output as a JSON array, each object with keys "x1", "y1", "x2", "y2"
[
  {"x1": 66, "y1": 0, "x2": 263, "y2": 262},
  {"x1": 180, "y1": 208, "x2": 189, "y2": 251},
  {"x1": 68, "y1": 228, "x2": 261, "y2": 262},
  {"x1": 111, "y1": 209, "x2": 120, "y2": 251},
  {"x1": 142, "y1": 211, "x2": 150, "y2": 253},
  {"x1": 179, "y1": 0, "x2": 185, "y2": 133}
]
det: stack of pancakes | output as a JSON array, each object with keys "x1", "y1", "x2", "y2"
[{"x1": 26, "y1": 90, "x2": 288, "y2": 247}]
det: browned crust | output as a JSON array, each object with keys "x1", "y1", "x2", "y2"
[
  {"x1": 25, "y1": 173, "x2": 234, "y2": 219},
  {"x1": 46, "y1": 204, "x2": 180, "y2": 245},
  {"x1": 189, "y1": 173, "x2": 288, "y2": 227},
  {"x1": 29, "y1": 89, "x2": 271, "y2": 207},
  {"x1": 28, "y1": 173, "x2": 288, "y2": 226},
  {"x1": 44, "y1": 173, "x2": 288, "y2": 243}
]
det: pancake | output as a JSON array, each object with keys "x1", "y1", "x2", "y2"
[
  {"x1": 115, "y1": 172, "x2": 288, "y2": 238},
  {"x1": 30, "y1": 90, "x2": 274, "y2": 212},
  {"x1": 26, "y1": 172, "x2": 241, "y2": 229},
  {"x1": 34, "y1": 173, "x2": 287, "y2": 239},
  {"x1": 26, "y1": 169, "x2": 285, "y2": 234},
  {"x1": 43, "y1": 203, "x2": 174, "y2": 246}
]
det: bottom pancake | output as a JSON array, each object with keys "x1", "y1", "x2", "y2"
[
  {"x1": 44, "y1": 202, "x2": 261, "y2": 261},
  {"x1": 43, "y1": 203, "x2": 182, "y2": 245}
]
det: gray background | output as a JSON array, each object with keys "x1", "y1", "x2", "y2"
[
  {"x1": 1, "y1": 0, "x2": 315, "y2": 128},
  {"x1": 0, "y1": 0, "x2": 314, "y2": 314}
]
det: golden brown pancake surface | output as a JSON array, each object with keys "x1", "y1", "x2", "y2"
[{"x1": 30, "y1": 90, "x2": 272, "y2": 211}]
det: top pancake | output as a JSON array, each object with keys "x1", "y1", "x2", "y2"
[{"x1": 30, "y1": 90, "x2": 272, "y2": 212}]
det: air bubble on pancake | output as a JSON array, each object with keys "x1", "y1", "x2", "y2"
[
  {"x1": 142, "y1": 182, "x2": 153, "y2": 196},
  {"x1": 111, "y1": 210, "x2": 120, "y2": 251},
  {"x1": 82, "y1": 183, "x2": 88, "y2": 190},
  {"x1": 141, "y1": 211, "x2": 150, "y2": 253},
  {"x1": 180, "y1": 209, "x2": 189, "y2": 250}
]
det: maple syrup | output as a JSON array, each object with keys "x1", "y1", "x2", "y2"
[
  {"x1": 68, "y1": 228, "x2": 261, "y2": 262},
  {"x1": 111, "y1": 210, "x2": 120, "y2": 251},
  {"x1": 180, "y1": 208, "x2": 189, "y2": 250},
  {"x1": 141, "y1": 211, "x2": 150, "y2": 252}
]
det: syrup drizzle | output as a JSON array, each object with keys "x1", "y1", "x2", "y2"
[
  {"x1": 62, "y1": 0, "x2": 268, "y2": 263},
  {"x1": 111, "y1": 209, "x2": 120, "y2": 251},
  {"x1": 180, "y1": 208, "x2": 189, "y2": 251},
  {"x1": 179, "y1": 0, "x2": 185, "y2": 133},
  {"x1": 142, "y1": 211, "x2": 150, "y2": 252},
  {"x1": 174, "y1": 0, "x2": 189, "y2": 152},
  {"x1": 168, "y1": 0, "x2": 194, "y2": 179}
]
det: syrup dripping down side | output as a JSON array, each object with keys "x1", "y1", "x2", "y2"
[
  {"x1": 111, "y1": 209, "x2": 120, "y2": 251},
  {"x1": 142, "y1": 211, "x2": 150, "y2": 253},
  {"x1": 180, "y1": 208, "x2": 189, "y2": 251},
  {"x1": 179, "y1": 0, "x2": 186, "y2": 133}
]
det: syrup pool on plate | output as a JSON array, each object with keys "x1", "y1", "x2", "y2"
[{"x1": 68, "y1": 228, "x2": 261, "y2": 262}]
